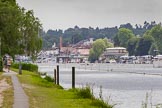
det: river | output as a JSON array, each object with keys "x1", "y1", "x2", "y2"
[{"x1": 38, "y1": 63, "x2": 162, "y2": 108}]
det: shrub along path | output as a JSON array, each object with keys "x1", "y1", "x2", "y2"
[{"x1": 3, "y1": 70, "x2": 29, "y2": 108}]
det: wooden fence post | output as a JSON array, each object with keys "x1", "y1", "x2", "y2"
[
  {"x1": 72, "y1": 67, "x2": 75, "y2": 88},
  {"x1": 57, "y1": 65, "x2": 59, "y2": 85}
]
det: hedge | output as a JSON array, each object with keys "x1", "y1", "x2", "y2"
[{"x1": 12, "y1": 63, "x2": 38, "y2": 72}]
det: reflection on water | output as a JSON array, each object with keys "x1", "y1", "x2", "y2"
[{"x1": 38, "y1": 64, "x2": 162, "y2": 108}]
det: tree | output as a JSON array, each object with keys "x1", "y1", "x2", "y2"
[
  {"x1": 0, "y1": 1, "x2": 23, "y2": 57},
  {"x1": 119, "y1": 23, "x2": 133, "y2": 30},
  {"x1": 127, "y1": 37, "x2": 138, "y2": 56},
  {"x1": 71, "y1": 34, "x2": 84, "y2": 44},
  {"x1": 117, "y1": 28, "x2": 135, "y2": 48},
  {"x1": 0, "y1": 0, "x2": 42, "y2": 60},
  {"x1": 149, "y1": 25, "x2": 162, "y2": 54},
  {"x1": 20, "y1": 10, "x2": 42, "y2": 59},
  {"x1": 149, "y1": 43, "x2": 158, "y2": 56},
  {"x1": 103, "y1": 38, "x2": 114, "y2": 48},
  {"x1": 88, "y1": 49, "x2": 96, "y2": 63},
  {"x1": 88, "y1": 39, "x2": 106, "y2": 62},
  {"x1": 113, "y1": 34, "x2": 120, "y2": 47},
  {"x1": 135, "y1": 35, "x2": 154, "y2": 56}
]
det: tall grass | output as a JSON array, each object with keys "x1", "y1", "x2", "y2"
[
  {"x1": 72, "y1": 86, "x2": 113, "y2": 108},
  {"x1": 74, "y1": 86, "x2": 94, "y2": 99},
  {"x1": 141, "y1": 91, "x2": 162, "y2": 108}
]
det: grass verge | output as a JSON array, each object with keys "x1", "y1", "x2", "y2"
[
  {"x1": 0, "y1": 73, "x2": 14, "y2": 108},
  {"x1": 12, "y1": 68, "x2": 113, "y2": 108}
]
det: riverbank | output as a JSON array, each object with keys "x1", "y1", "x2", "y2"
[
  {"x1": 12, "y1": 68, "x2": 112, "y2": 108},
  {"x1": 38, "y1": 63, "x2": 162, "y2": 108}
]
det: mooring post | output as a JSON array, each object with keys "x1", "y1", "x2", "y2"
[
  {"x1": 57, "y1": 65, "x2": 59, "y2": 85},
  {"x1": 54, "y1": 69, "x2": 57, "y2": 84},
  {"x1": 72, "y1": 67, "x2": 75, "y2": 89}
]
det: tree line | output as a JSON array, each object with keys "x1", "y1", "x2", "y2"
[
  {"x1": 114, "y1": 25, "x2": 162, "y2": 56},
  {"x1": 42, "y1": 21, "x2": 159, "y2": 50},
  {"x1": 88, "y1": 24, "x2": 162, "y2": 62},
  {"x1": 0, "y1": 0, "x2": 42, "y2": 60}
]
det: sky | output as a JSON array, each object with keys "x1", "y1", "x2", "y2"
[{"x1": 16, "y1": 0, "x2": 162, "y2": 31}]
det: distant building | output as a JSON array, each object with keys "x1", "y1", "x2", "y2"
[{"x1": 101, "y1": 47, "x2": 128, "y2": 63}]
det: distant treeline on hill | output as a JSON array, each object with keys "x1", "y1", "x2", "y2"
[{"x1": 41, "y1": 21, "x2": 159, "y2": 49}]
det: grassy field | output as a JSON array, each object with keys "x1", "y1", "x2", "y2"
[
  {"x1": 12, "y1": 69, "x2": 112, "y2": 108},
  {"x1": 0, "y1": 72, "x2": 14, "y2": 108}
]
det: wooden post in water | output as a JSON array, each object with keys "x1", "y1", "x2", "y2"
[
  {"x1": 57, "y1": 65, "x2": 59, "y2": 85},
  {"x1": 54, "y1": 69, "x2": 56, "y2": 84},
  {"x1": 72, "y1": 67, "x2": 75, "y2": 89}
]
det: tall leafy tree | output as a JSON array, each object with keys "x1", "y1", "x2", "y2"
[
  {"x1": 113, "y1": 34, "x2": 120, "y2": 47},
  {"x1": 89, "y1": 39, "x2": 106, "y2": 62},
  {"x1": 103, "y1": 38, "x2": 114, "y2": 48},
  {"x1": 149, "y1": 43, "x2": 158, "y2": 56},
  {"x1": 0, "y1": 0, "x2": 42, "y2": 60},
  {"x1": 127, "y1": 37, "x2": 138, "y2": 56},
  {"x1": 88, "y1": 49, "x2": 96, "y2": 63},
  {"x1": 20, "y1": 10, "x2": 42, "y2": 59},
  {"x1": 0, "y1": 0, "x2": 23, "y2": 57},
  {"x1": 135, "y1": 35, "x2": 154, "y2": 56},
  {"x1": 149, "y1": 25, "x2": 162, "y2": 53},
  {"x1": 117, "y1": 28, "x2": 135, "y2": 48}
]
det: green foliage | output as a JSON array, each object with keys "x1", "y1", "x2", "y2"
[
  {"x1": 42, "y1": 26, "x2": 118, "y2": 49},
  {"x1": 72, "y1": 86, "x2": 113, "y2": 108},
  {"x1": 71, "y1": 33, "x2": 84, "y2": 44},
  {"x1": 135, "y1": 32, "x2": 154, "y2": 56},
  {"x1": 15, "y1": 69, "x2": 112, "y2": 108},
  {"x1": 0, "y1": 0, "x2": 15, "y2": 4},
  {"x1": 0, "y1": 0, "x2": 42, "y2": 59},
  {"x1": 117, "y1": 28, "x2": 135, "y2": 48},
  {"x1": 44, "y1": 75, "x2": 54, "y2": 82},
  {"x1": 11, "y1": 63, "x2": 38, "y2": 72},
  {"x1": 149, "y1": 43, "x2": 158, "y2": 56},
  {"x1": 113, "y1": 34, "x2": 120, "y2": 47},
  {"x1": 0, "y1": 56, "x2": 3, "y2": 71},
  {"x1": 149, "y1": 25, "x2": 162, "y2": 54},
  {"x1": 42, "y1": 22, "x2": 157, "y2": 50},
  {"x1": 88, "y1": 49, "x2": 97, "y2": 63},
  {"x1": 74, "y1": 86, "x2": 94, "y2": 99},
  {"x1": 91, "y1": 99, "x2": 113, "y2": 108},
  {"x1": 127, "y1": 37, "x2": 138, "y2": 56},
  {"x1": 70, "y1": 86, "x2": 113, "y2": 108},
  {"x1": 89, "y1": 39, "x2": 106, "y2": 62},
  {"x1": 103, "y1": 38, "x2": 114, "y2": 48}
]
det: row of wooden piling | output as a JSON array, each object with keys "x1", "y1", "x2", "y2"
[{"x1": 54, "y1": 65, "x2": 75, "y2": 89}]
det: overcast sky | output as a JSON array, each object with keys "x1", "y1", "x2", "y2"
[{"x1": 16, "y1": 0, "x2": 162, "y2": 31}]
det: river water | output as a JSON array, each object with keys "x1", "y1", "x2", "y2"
[{"x1": 38, "y1": 63, "x2": 162, "y2": 108}]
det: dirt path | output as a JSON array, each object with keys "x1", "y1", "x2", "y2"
[{"x1": 0, "y1": 78, "x2": 11, "y2": 107}]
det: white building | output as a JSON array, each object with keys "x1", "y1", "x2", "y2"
[{"x1": 101, "y1": 47, "x2": 128, "y2": 63}]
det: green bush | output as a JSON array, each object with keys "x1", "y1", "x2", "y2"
[
  {"x1": 91, "y1": 99, "x2": 113, "y2": 108},
  {"x1": 44, "y1": 75, "x2": 54, "y2": 82},
  {"x1": 0, "y1": 56, "x2": 3, "y2": 72},
  {"x1": 75, "y1": 86, "x2": 94, "y2": 99},
  {"x1": 11, "y1": 63, "x2": 38, "y2": 72},
  {"x1": 71, "y1": 86, "x2": 113, "y2": 108}
]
